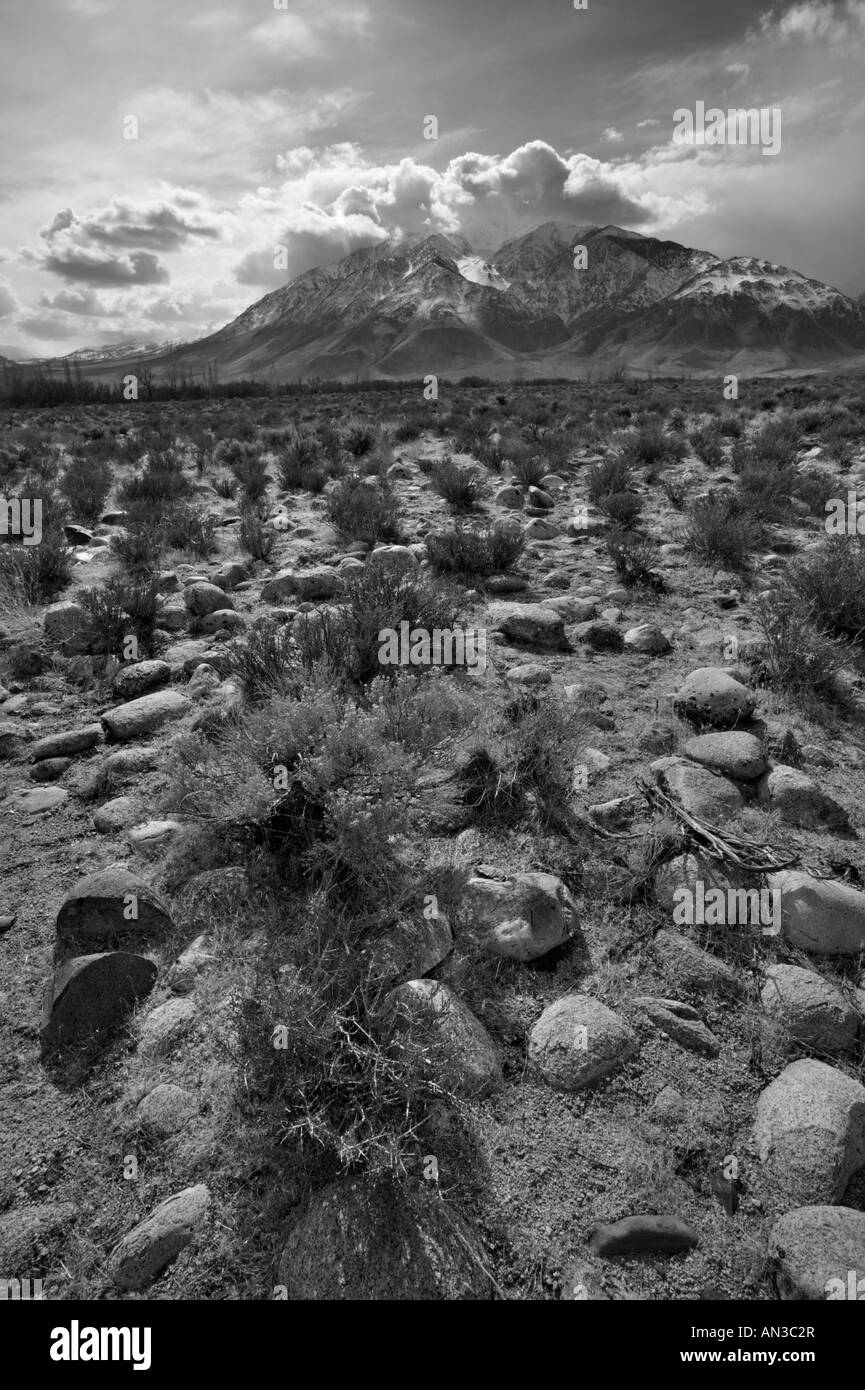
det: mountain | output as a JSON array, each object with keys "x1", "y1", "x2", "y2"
[{"x1": 33, "y1": 225, "x2": 865, "y2": 383}]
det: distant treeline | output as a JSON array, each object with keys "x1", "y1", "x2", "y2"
[{"x1": 0, "y1": 361, "x2": 579, "y2": 408}]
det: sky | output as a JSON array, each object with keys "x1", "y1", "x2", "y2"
[{"x1": 1, "y1": 0, "x2": 864, "y2": 357}]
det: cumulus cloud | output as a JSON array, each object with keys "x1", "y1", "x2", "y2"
[
  {"x1": 38, "y1": 287, "x2": 108, "y2": 314},
  {"x1": 601, "y1": 127, "x2": 625, "y2": 142},
  {"x1": 760, "y1": 0, "x2": 865, "y2": 42},
  {"x1": 0, "y1": 276, "x2": 19, "y2": 317}
]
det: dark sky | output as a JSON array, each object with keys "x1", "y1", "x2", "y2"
[{"x1": 2, "y1": 0, "x2": 863, "y2": 354}]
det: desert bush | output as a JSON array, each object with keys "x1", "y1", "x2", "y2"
[
  {"x1": 425, "y1": 520, "x2": 525, "y2": 577},
  {"x1": 225, "y1": 616, "x2": 298, "y2": 703},
  {"x1": 509, "y1": 452, "x2": 548, "y2": 488},
  {"x1": 429, "y1": 457, "x2": 485, "y2": 510},
  {"x1": 683, "y1": 490, "x2": 762, "y2": 568},
  {"x1": 794, "y1": 467, "x2": 842, "y2": 517},
  {"x1": 162, "y1": 503, "x2": 218, "y2": 558},
  {"x1": 605, "y1": 530, "x2": 665, "y2": 590},
  {"x1": 587, "y1": 454, "x2": 633, "y2": 502},
  {"x1": 327, "y1": 474, "x2": 401, "y2": 545},
  {"x1": 341, "y1": 418, "x2": 378, "y2": 457},
  {"x1": 60, "y1": 451, "x2": 113, "y2": 525},
  {"x1": 662, "y1": 473, "x2": 692, "y2": 509},
  {"x1": 752, "y1": 588, "x2": 849, "y2": 708},
  {"x1": 77, "y1": 575, "x2": 161, "y2": 657},
  {"x1": 231, "y1": 452, "x2": 269, "y2": 502},
  {"x1": 239, "y1": 504, "x2": 277, "y2": 561},
  {"x1": 782, "y1": 536, "x2": 865, "y2": 643},
  {"x1": 597, "y1": 490, "x2": 643, "y2": 529},
  {"x1": 689, "y1": 423, "x2": 725, "y2": 469},
  {"x1": 736, "y1": 461, "x2": 796, "y2": 522}
]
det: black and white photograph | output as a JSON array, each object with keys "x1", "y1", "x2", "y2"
[{"x1": 2, "y1": 0, "x2": 865, "y2": 1347}]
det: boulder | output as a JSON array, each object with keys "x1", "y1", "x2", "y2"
[
  {"x1": 388, "y1": 979, "x2": 502, "y2": 1096},
  {"x1": 29, "y1": 724, "x2": 102, "y2": 762},
  {"x1": 110, "y1": 1185, "x2": 211, "y2": 1291},
  {"x1": 529, "y1": 994, "x2": 638, "y2": 1091},
  {"x1": 486, "y1": 602, "x2": 567, "y2": 650},
  {"x1": 753, "y1": 1058, "x2": 865, "y2": 1205},
  {"x1": 112, "y1": 660, "x2": 171, "y2": 701},
  {"x1": 651, "y1": 755, "x2": 745, "y2": 820},
  {"x1": 673, "y1": 667, "x2": 756, "y2": 728},
  {"x1": 184, "y1": 582, "x2": 233, "y2": 617},
  {"x1": 769, "y1": 1206, "x2": 865, "y2": 1300},
  {"x1": 681, "y1": 731, "x2": 767, "y2": 781},
  {"x1": 40, "y1": 951, "x2": 157, "y2": 1051},
  {"x1": 462, "y1": 871, "x2": 577, "y2": 961},
  {"x1": 760, "y1": 964, "x2": 859, "y2": 1055},
  {"x1": 102, "y1": 689, "x2": 191, "y2": 741},
  {"x1": 56, "y1": 863, "x2": 172, "y2": 951},
  {"x1": 768, "y1": 870, "x2": 865, "y2": 956},
  {"x1": 261, "y1": 566, "x2": 345, "y2": 603},
  {"x1": 757, "y1": 765, "x2": 849, "y2": 832}
]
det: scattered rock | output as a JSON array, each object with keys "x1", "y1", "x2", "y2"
[
  {"x1": 753, "y1": 1058, "x2": 865, "y2": 1205},
  {"x1": 589, "y1": 1215, "x2": 698, "y2": 1258},
  {"x1": 760, "y1": 964, "x2": 859, "y2": 1055},
  {"x1": 634, "y1": 996, "x2": 720, "y2": 1056},
  {"x1": 681, "y1": 731, "x2": 767, "y2": 781},
  {"x1": 29, "y1": 724, "x2": 102, "y2": 762},
  {"x1": 769, "y1": 1206, "x2": 865, "y2": 1300},
  {"x1": 112, "y1": 660, "x2": 171, "y2": 700},
  {"x1": 184, "y1": 582, "x2": 233, "y2": 617},
  {"x1": 138, "y1": 997, "x2": 197, "y2": 1056},
  {"x1": 529, "y1": 994, "x2": 638, "y2": 1091},
  {"x1": 651, "y1": 755, "x2": 745, "y2": 820},
  {"x1": 11, "y1": 786, "x2": 68, "y2": 815},
  {"x1": 135, "y1": 1083, "x2": 198, "y2": 1139},
  {"x1": 102, "y1": 689, "x2": 191, "y2": 741},
  {"x1": 486, "y1": 601, "x2": 567, "y2": 649},
  {"x1": 652, "y1": 930, "x2": 744, "y2": 999},
  {"x1": 463, "y1": 871, "x2": 578, "y2": 960},
  {"x1": 261, "y1": 566, "x2": 345, "y2": 603},
  {"x1": 0, "y1": 1202, "x2": 76, "y2": 1270},
  {"x1": 93, "y1": 796, "x2": 141, "y2": 833},
  {"x1": 110, "y1": 1184, "x2": 211, "y2": 1290},
  {"x1": 757, "y1": 765, "x2": 850, "y2": 832},
  {"x1": 28, "y1": 756, "x2": 72, "y2": 782},
  {"x1": 388, "y1": 979, "x2": 502, "y2": 1096},
  {"x1": 768, "y1": 870, "x2": 865, "y2": 956},
  {"x1": 674, "y1": 667, "x2": 756, "y2": 728},
  {"x1": 623, "y1": 623, "x2": 671, "y2": 655},
  {"x1": 127, "y1": 819, "x2": 184, "y2": 859}
]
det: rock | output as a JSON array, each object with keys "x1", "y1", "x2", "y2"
[
  {"x1": 367, "y1": 544, "x2": 418, "y2": 568},
  {"x1": 634, "y1": 996, "x2": 720, "y2": 1056},
  {"x1": 589, "y1": 1215, "x2": 698, "y2": 1259},
  {"x1": 261, "y1": 566, "x2": 345, "y2": 603},
  {"x1": 674, "y1": 667, "x2": 756, "y2": 728},
  {"x1": 649, "y1": 1085, "x2": 687, "y2": 1124},
  {"x1": 211, "y1": 561, "x2": 248, "y2": 590},
  {"x1": 127, "y1": 819, "x2": 183, "y2": 859},
  {"x1": 187, "y1": 663, "x2": 222, "y2": 700},
  {"x1": 112, "y1": 660, "x2": 171, "y2": 700},
  {"x1": 197, "y1": 608, "x2": 244, "y2": 635},
  {"x1": 40, "y1": 951, "x2": 157, "y2": 1051},
  {"x1": 110, "y1": 1184, "x2": 211, "y2": 1290},
  {"x1": 529, "y1": 994, "x2": 638, "y2": 1091},
  {"x1": 0, "y1": 1202, "x2": 76, "y2": 1270},
  {"x1": 64, "y1": 523, "x2": 93, "y2": 546},
  {"x1": 93, "y1": 796, "x2": 141, "y2": 833},
  {"x1": 135, "y1": 1084, "x2": 197, "y2": 1139},
  {"x1": 80, "y1": 745, "x2": 158, "y2": 799},
  {"x1": 768, "y1": 870, "x2": 865, "y2": 956},
  {"x1": 582, "y1": 747, "x2": 611, "y2": 776},
  {"x1": 523, "y1": 516, "x2": 560, "y2": 540},
  {"x1": 156, "y1": 598, "x2": 187, "y2": 632},
  {"x1": 56, "y1": 864, "x2": 173, "y2": 951},
  {"x1": 137, "y1": 997, "x2": 197, "y2": 1056},
  {"x1": 28, "y1": 757, "x2": 72, "y2": 783},
  {"x1": 485, "y1": 573, "x2": 528, "y2": 594},
  {"x1": 572, "y1": 619, "x2": 625, "y2": 652},
  {"x1": 651, "y1": 755, "x2": 745, "y2": 820},
  {"x1": 546, "y1": 596, "x2": 597, "y2": 622},
  {"x1": 29, "y1": 724, "x2": 102, "y2": 762},
  {"x1": 365, "y1": 911, "x2": 453, "y2": 986},
  {"x1": 652, "y1": 930, "x2": 744, "y2": 999},
  {"x1": 388, "y1": 979, "x2": 502, "y2": 1096},
  {"x1": 494, "y1": 484, "x2": 524, "y2": 509},
  {"x1": 102, "y1": 689, "x2": 191, "y2": 741},
  {"x1": 486, "y1": 601, "x2": 567, "y2": 649},
  {"x1": 0, "y1": 915, "x2": 16, "y2": 935},
  {"x1": 0, "y1": 721, "x2": 30, "y2": 758},
  {"x1": 12, "y1": 786, "x2": 68, "y2": 815},
  {"x1": 184, "y1": 581, "x2": 233, "y2": 617},
  {"x1": 757, "y1": 765, "x2": 849, "y2": 832},
  {"x1": 681, "y1": 731, "x2": 767, "y2": 781},
  {"x1": 43, "y1": 601, "x2": 84, "y2": 646},
  {"x1": 769, "y1": 1206, "x2": 865, "y2": 1300},
  {"x1": 761, "y1": 964, "x2": 859, "y2": 1055},
  {"x1": 753, "y1": 1059, "x2": 865, "y2": 1205},
  {"x1": 623, "y1": 623, "x2": 671, "y2": 655},
  {"x1": 600, "y1": 606, "x2": 622, "y2": 624},
  {"x1": 505, "y1": 663, "x2": 551, "y2": 686},
  {"x1": 166, "y1": 934, "x2": 214, "y2": 994},
  {"x1": 653, "y1": 854, "x2": 763, "y2": 919},
  {"x1": 587, "y1": 795, "x2": 640, "y2": 829},
  {"x1": 462, "y1": 871, "x2": 577, "y2": 960}
]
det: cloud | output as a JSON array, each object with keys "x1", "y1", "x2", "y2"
[
  {"x1": 38, "y1": 287, "x2": 108, "y2": 314},
  {"x1": 636, "y1": 118, "x2": 660, "y2": 128},
  {"x1": 0, "y1": 276, "x2": 19, "y2": 317},
  {"x1": 248, "y1": 2, "x2": 372, "y2": 58},
  {"x1": 759, "y1": 0, "x2": 865, "y2": 42},
  {"x1": 41, "y1": 247, "x2": 168, "y2": 286},
  {"x1": 601, "y1": 127, "x2": 625, "y2": 142},
  {"x1": 16, "y1": 312, "x2": 82, "y2": 340}
]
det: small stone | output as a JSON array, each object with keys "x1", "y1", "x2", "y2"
[
  {"x1": 589, "y1": 1215, "x2": 698, "y2": 1259},
  {"x1": 112, "y1": 660, "x2": 171, "y2": 700},
  {"x1": 529, "y1": 994, "x2": 638, "y2": 1091},
  {"x1": 29, "y1": 724, "x2": 102, "y2": 762},
  {"x1": 137, "y1": 997, "x2": 197, "y2": 1056}
]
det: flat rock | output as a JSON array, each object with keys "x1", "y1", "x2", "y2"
[
  {"x1": 30, "y1": 724, "x2": 102, "y2": 762},
  {"x1": 529, "y1": 994, "x2": 638, "y2": 1091},
  {"x1": 768, "y1": 870, "x2": 865, "y2": 956},
  {"x1": 634, "y1": 996, "x2": 720, "y2": 1056},
  {"x1": 757, "y1": 765, "x2": 849, "y2": 832},
  {"x1": 110, "y1": 1184, "x2": 210, "y2": 1290},
  {"x1": 102, "y1": 689, "x2": 191, "y2": 741},
  {"x1": 486, "y1": 601, "x2": 567, "y2": 650},
  {"x1": 681, "y1": 731, "x2": 767, "y2": 781},
  {"x1": 12, "y1": 786, "x2": 68, "y2": 815},
  {"x1": 261, "y1": 566, "x2": 345, "y2": 603},
  {"x1": 589, "y1": 1215, "x2": 698, "y2": 1259},
  {"x1": 388, "y1": 979, "x2": 502, "y2": 1096},
  {"x1": 651, "y1": 755, "x2": 745, "y2": 820},
  {"x1": 127, "y1": 819, "x2": 183, "y2": 859},
  {"x1": 652, "y1": 930, "x2": 744, "y2": 999},
  {"x1": 761, "y1": 964, "x2": 859, "y2": 1055},
  {"x1": 112, "y1": 660, "x2": 171, "y2": 700}
]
